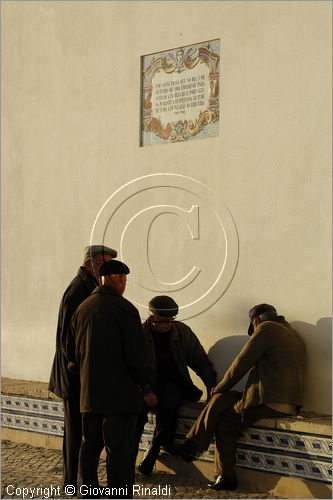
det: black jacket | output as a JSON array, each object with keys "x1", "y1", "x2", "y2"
[
  {"x1": 48, "y1": 267, "x2": 97, "y2": 399},
  {"x1": 68, "y1": 285, "x2": 150, "y2": 414},
  {"x1": 143, "y1": 320, "x2": 217, "y2": 401}
]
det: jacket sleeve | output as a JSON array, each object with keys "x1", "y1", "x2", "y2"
[
  {"x1": 120, "y1": 305, "x2": 151, "y2": 389},
  {"x1": 141, "y1": 325, "x2": 156, "y2": 395},
  {"x1": 183, "y1": 326, "x2": 217, "y2": 388},
  {"x1": 64, "y1": 311, "x2": 79, "y2": 374},
  {"x1": 59, "y1": 289, "x2": 87, "y2": 358},
  {"x1": 214, "y1": 324, "x2": 272, "y2": 393}
]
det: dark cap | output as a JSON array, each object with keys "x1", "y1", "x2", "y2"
[
  {"x1": 247, "y1": 303, "x2": 277, "y2": 336},
  {"x1": 99, "y1": 259, "x2": 130, "y2": 277},
  {"x1": 84, "y1": 245, "x2": 117, "y2": 262},
  {"x1": 149, "y1": 296, "x2": 179, "y2": 317},
  {"x1": 249, "y1": 303, "x2": 276, "y2": 320}
]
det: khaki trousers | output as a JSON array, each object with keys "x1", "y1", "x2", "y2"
[{"x1": 187, "y1": 392, "x2": 287, "y2": 477}]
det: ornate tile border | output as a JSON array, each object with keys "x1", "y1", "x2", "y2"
[
  {"x1": 236, "y1": 447, "x2": 332, "y2": 483},
  {"x1": 2, "y1": 395, "x2": 64, "y2": 436},
  {"x1": 239, "y1": 426, "x2": 332, "y2": 458},
  {"x1": 2, "y1": 412, "x2": 64, "y2": 436},
  {"x1": 2, "y1": 394, "x2": 331, "y2": 484},
  {"x1": 140, "y1": 39, "x2": 220, "y2": 146},
  {"x1": 2, "y1": 395, "x2": 63, "y2": 417}
]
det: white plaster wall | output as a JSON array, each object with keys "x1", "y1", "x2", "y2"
[{"x1": 2, "y1": 1, "x2": 331, "y2": 413}]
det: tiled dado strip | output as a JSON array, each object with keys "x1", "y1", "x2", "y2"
[
  {"x1": 2, "y1": 395, "x2": 64, "y2": 436},
  {"x1": 174, "y1": 415, "x2": 331, "y2": 484},
  {"x1": 1, "y1": 394, "x2": 331, "y2": 485}
]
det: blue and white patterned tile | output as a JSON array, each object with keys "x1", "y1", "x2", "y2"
[
  {"x1": 236, "y1": 447, "x2": 332, "y2": 483},
  {"x1": 239, "y1": 427, "x2": 332, "y2": 458},
  {"x1": 2, "y1": 394, "x2": 331, "y2": 484},
  {"x1": 2, "y1": 412, "x2": 64, "y2": 436},
  {"x1": 1, "y1": 395, "x2": 63, "y2": 418}
]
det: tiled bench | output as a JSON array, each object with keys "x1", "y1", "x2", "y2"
[{"x1": 1, "y1": 378, "x2": 331, "y2": 499}]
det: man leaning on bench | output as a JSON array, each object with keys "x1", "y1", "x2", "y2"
[{"x1": 48, "y1": 244, "x2": 306, "y2": 499}]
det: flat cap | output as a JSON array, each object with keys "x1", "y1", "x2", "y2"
[
  {"x1": 99, "y1": 259, "x2": 130, "y2": 277},
  {"x1": 247, "y1": 303, "x2": 277, "y2": 336},
  {"x1": 249, "y1": 303, "x2": 277, "y2": 320},
  {"x1": 149, "y1": 295, "x2": 179, "y2": 317},
  {"x1": 84, "y1": 245, "x2": 117, "y2": 262}
]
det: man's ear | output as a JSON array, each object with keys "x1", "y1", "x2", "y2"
[{"x1": 259, "y1": 311, "x2": 278, "y2": 322}]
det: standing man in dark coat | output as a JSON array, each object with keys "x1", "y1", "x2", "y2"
[
  {"x1": 68, "y1": 259, "x2": 150, "y2": 499},
  {"x1": 48, "y1": 245, "x2": 117, "y2": 494},
  {"x1": 136, "y1": 295, "x2": 217, "y2": 475},
  {"x1": 172, "y1": 303, "x2": 306, "y2": 491}
]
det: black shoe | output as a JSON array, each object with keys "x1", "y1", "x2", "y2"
[
  {"x1": 161, "y1": 445, "x2": 176, "y2": 456},
  {"x1": 170, "y1": 440, "x2": 197, "y2": 463},
  {"x1": 137, "y1": 461, "x2": 154, "y2": 475},
  {"x1": 207, "y1": 475, "x2": 238, "y2": 491},
  {"x1": 136, "y1": 445, "x2": 160, "y2": 475},
  {"x1": 137, "y1": 453, "x2": 156, "y2": 475}
]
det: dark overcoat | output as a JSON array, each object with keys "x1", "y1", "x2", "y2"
[
  {"x1": 68, "y1": 285, "x2": 149, "y2": 414},
  {"x1": 48, "y1": 267, "x2": 98, "y2": 399}
]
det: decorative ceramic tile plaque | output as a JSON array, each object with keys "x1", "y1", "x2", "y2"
[{"x1": 140, "y1": 39, "x2": 220, "y2": 146}]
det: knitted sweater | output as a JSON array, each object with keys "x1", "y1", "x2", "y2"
[{"x1": 215, "y1": 319, "x2": 306, "y2": 411}]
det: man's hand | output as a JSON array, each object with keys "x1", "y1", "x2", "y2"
[
  {"x1": 210, "y1": 385, "x2": 219, "y2": 398},
  {"x1": 144, "y1": 392, "x2": 158, "y2": 407},
  {"x1": 205, "y1": 387, "x2": 214, "y2": 403},
  {"x1": 67, "y1": 361, "x2": 78, "y2": 374}
]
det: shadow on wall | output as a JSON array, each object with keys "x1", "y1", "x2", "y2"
[
  {"x1": 291, "y1": 317, "x2": 332, "y2": 415},
  {"x1": 207, "y1": 335, "x2": 249, "y2": 390}
]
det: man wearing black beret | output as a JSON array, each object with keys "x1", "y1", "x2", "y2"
[
  {"x1": 66, "y1": 259, "x2": 150, "y2": 498},
  {"x1": 136, "y1": 295, "x2": 217, "y2": 475},
  {"x1": 171, "y1": 303, "x2": 306, "y2": 491}
]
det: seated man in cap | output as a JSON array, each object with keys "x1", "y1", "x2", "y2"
[
  {"x1": 136, "y1": 295, "x2": 217, "y2": 475},
  {"x1": 67, "y1": 259, "x2": 150, "y2": 499},
  {"x1": 49, "y1": 244, "x2": 117, "y2": 495},
  {"x1": 171, "y1": 304, "x2": 306, "y2": 491}
]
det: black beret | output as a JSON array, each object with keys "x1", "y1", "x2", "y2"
[
  {"x1": 149, "y1": 296, "x2": 179, "y2": 317},
  {"x1": 99, "y1": 259, "x2": 130, "y2": 277}
]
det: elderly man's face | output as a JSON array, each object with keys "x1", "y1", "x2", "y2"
[
  {"x1": 94, "y1": 254, "x2": 113, "y2": 268},
  {"x1": 89, "y1": 254, "x2": 114, "y2": 278},
  {"x1": 150, "y1": 314, "x2": 175, "y2": 332}
]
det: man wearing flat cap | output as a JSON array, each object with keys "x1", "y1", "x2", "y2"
[
  {"x1": 67, "y1": 259, "x2": 150, "y2": 498},
  {"x1": 49, "y1": 245, "x2": 117, "y2": 494},
  {"x1": 172, "y1": 303, "x2": 306, "y2": 491},
  {"x1": 136, "y1": 295, "x2": 217, "y2": 475}
]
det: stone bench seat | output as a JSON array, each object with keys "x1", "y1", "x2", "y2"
[{"x1": 1, "y1": 378, "x2": 331, "y2": 498}]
